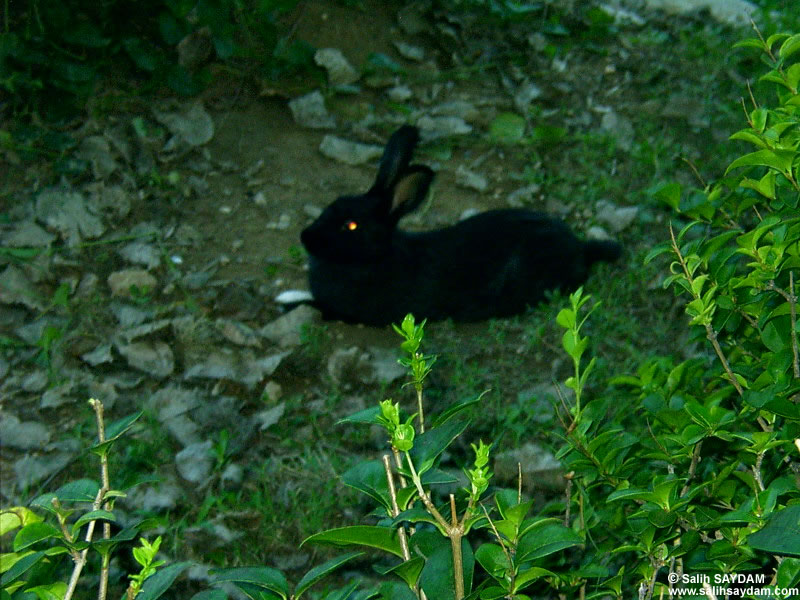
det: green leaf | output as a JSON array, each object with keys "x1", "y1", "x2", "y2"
[
  {"x1": 729, "y1": 129, "x2": 767, "y2": 149},
  {"x1": 515, "y1": 566, "x2": 557, "y2": 591},
  {"x1": 747, "y1": 505, "x2": 800, "y2": 557},
  {"x1": 732, "y1": 38, "x2": 765, "y2": 51},
  {"x1": 1, "y1": 508, "x2": 41, "y2": 536},
  {"x1": 295, "y1": 552, "x2": 364, "y2": 599},
  {"x1": 210, "y1": 566, "x2": 289, "y2": 599},
  {"x1": 489, "y1": 113, "x2": 526, "y2": 144},
  {"x1": 649, "y1": 181, "x2": 681, "y2": 210},
  {"x1": 13, "y1": 522, "x2": 61, "y2": 551},
  {"x1": 430, "y1": 393, "x2": 484, "y2": 427},
  {"x1": 776, "y1": 557, "x2": 800, "y2": 589},
  {"x1": 376, "y1": 556, "x2": 425, "y2": 589},
  {"x1": 302, "y1": 526, "x2": 404, "y2": 558},
  {"x1": 136, "y1": 562, "x2": 192, "y2": 600},
  {"x1": 341, "y1": 461, "x2": 391, "y2": 510},
  {"x1": 474, "y1": 543, "x2": 509, "y2": 578},
  {"x1": 0, "y1": 550, "x2": 47, "y2": 585},
  {"x1": 337, "y1": 405, "x2": 381, "y2": 425},
  {"x1": 739, "y1": 170, "x2": 776, "y2": 199},
  {"x1": 725, "y1": 149, "x2": 794, "y2": 174},
  {"x1": 517, "y1": 520, "x2": 583, "y2": 562},
  {"x1": 27, "y1": 582, "x2": 68, "y2": 600},
  {"x1": 410, "y1": 418, "x2": 469, "y2": 476},
  {"x1": 779, "y1": 33, "x2": 800, "y2": 59},
  {"x1": 72, "y1": 510, "x2": 116, "y2": 533}
]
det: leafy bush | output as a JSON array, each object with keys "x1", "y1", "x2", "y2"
[
  {"x1": 1, "y1": 0, "x2": 302, "y2": 118},
  {"x1": 552, "y1": 28, "x2": 800, "y2": 598}
]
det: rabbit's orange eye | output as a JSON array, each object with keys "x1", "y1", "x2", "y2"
[{"x1": 344, "y1": 220, "x2": 358, "y2": 231}]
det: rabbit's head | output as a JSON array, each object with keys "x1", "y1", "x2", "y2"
[{"x1": 301, "y1": 126, "x2": 434, "y2": 265}]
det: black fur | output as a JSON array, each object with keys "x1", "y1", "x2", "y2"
[{"x1": 301, "y1": 125, "x2": 622, "y2": 326}]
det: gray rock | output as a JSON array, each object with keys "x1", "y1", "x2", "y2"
[
  {"x1": 2, "y1": 220, "x2": 56, "y2": 247},
  {"x1": 459, "y1": 208, "x2": 480, "y2": 221},
  {"x1": 149, "y1": 386, "x2": 203, "y2": 446},
  {"x1": 587, "y1": 225, "x2": 613, "y2": 241},
  {"x1": 107, "y1": 269, "x2": 158, "y2": 297},
  {"x1": 255, "y1": 403, "x2": 285, "y2": 431},
  {"x1": 21, "y1": 370, "x2": 49, "y2": 392},
  {"x1": 417, "y1": 115, "x2": 473, "y2": 141},
  {"x1": 393, "y1": 41, "x2": 424, "y2": 61},
  {"x1": 514, "y1": 81, "x2": 543, "y2": 115},
  {"x1": 314, "y1": 48, "x2": 360, "y2": 86},
  {"x1": 262, "y1": 381, "x2": 282, "y2": 403},
  {"x1": 175, "y1": 440, "x2": 214, "y2": 483},
  {"x1": 507, "y1": 184, "x2": 541, "y2": 208},
  {"x1": 600, "y1": 110, "x2": 635, "y2": 152},
  {"x1": 84, "y1": 183, "x2": 132, "y2": 220},
  {"x1": 221, "y1": 463, "x2": 244, "y2": 490},
  {"x1": 130, "y1": 482, "x2": 182, "y2": 512},
  {"x1": 430, "y1": 101, "x2": 480, "y2": 122},
  {"x1": 327, "y1": 345, "x2": 406, "y2": 388},
  {"x1": 76, "y1": 135, "x2": 119, "y2": 179},
  {"x1": 0, "y1": 265, "x2": 47, "y2": 310},
  {"x1": 14, "y1": 316, "x2": 69, "y2": 345},
  {"x1": 387, "y1": 85, "x2": 413, "y2": 102},
  {"x1": 289, "y1": 90, "x2": 336, "y2": 129},
  {"x1": 118, "y1": 242, "x2": 161, "y2": 269},
  {"x1": 14, "y1": 447, "x2": 75, "y2": 489},
  {"x1": 595, "y1": 200, "x2": 638, "y2": 233},
  {"x1": 41, "y1": 381, "x2": 77, "y2": 409},
  {"x1": 494, "y1": 442, "x2": 564, "y2": 492},
  {"x1": 117, "y1": 340, "x2": 175, "y2": 378},
  {"x1": 261, "y1": 305, "x2": 321, "y2": 348},
  {"x1": 75, "y1": 273, "x2": 100, "y2": 299},
  {"x1": 265, "y1": 213, "x2": 291, "y2": 230},
  {"x1": 455, "y1": 166, "x2": 488, "y2": 192},
  {"x1": 35, "y1": 188, "x2": 105, "y2": 246},
  {"x1": 216, "y1": 319, "x2": 262, "y2": 348},
  {"x1": 0, "y1": 413, "x2": 51, "y2": 450},
  {"x1": 153, "y1": 102, "x2": 215, "y2": 149},
  {"x1": 319, "y1": 135, "x2": 383, "y2": 165},
  {"x1": 641, "y1": 0, "x2": 755, "y2": 26},
  {"x1": 110, "y1": 303, "x2": 153, "y2": 328},
  {"x1": 303, "y1": 204, "x2": 323, "y2": 219},
  {"x1": 184, "y1": 349, "x2": 288, "y2": 389},
  {"x1": 367, "y1": 346, "x2": 406, "y2": 384},
  {"x1": 81, "y1": 344, "x2": 114, "y2": 366}
]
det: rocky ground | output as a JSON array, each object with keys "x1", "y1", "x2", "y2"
[{"x1": 1, "y1": 0, "x2": 795, "y2": 592}]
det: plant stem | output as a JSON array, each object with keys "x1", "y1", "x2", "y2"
[
  {"x1": 382, "y1": 455, "x2": 412, "y2": 562},
  {"x1": 405, "y1": 455, "x2": 464, "y2": 600},
  {"x1": 416, "y1": 385, "x2": 425, "y2": 433},
  {"x1": 669, "y1": 224, "x2": 745, "y2": 396},
  {"x1": 768, "y1": 273, "x2": 800, "y2": 378}
]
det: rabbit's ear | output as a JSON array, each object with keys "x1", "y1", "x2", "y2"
[
  {"x1": 387, "y1": 166, "x2": 434, "y2": 221},
  {"x1": 372, "y1": 126, "x2": 420, "y2": 191}
]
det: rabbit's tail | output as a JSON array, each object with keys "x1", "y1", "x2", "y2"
[{"x1": 584, "y1": 240, "x2": 622, "y2": 267}]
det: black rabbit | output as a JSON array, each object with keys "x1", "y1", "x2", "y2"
[{"x1": 300, "y1": 125, "x2": 621, "y2": 326}]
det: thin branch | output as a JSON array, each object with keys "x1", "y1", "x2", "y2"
[
  {"x1": 768, "y1": 273, "x2": 800, "y2": 378},
  {"x1": 383, "y1": 455, "x2": 412, "y2": 562},
  {"x1": 668, "y1": 223, "x2": 745, "y2": 396},
  {"x1": 64, "y1": 400, "x2": 110, "y2": 600}
]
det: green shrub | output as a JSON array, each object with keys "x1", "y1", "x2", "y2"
[
  {"x1": 1, "y1": 0, "x2": 302, "y2": 118},
  {"x1": 553, "y1": 28, "x2": 800, "y2": 598}
]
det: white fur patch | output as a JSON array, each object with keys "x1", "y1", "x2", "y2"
[{"x1": 275, "y1": 290, "x2": 314, "y2": 304}]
